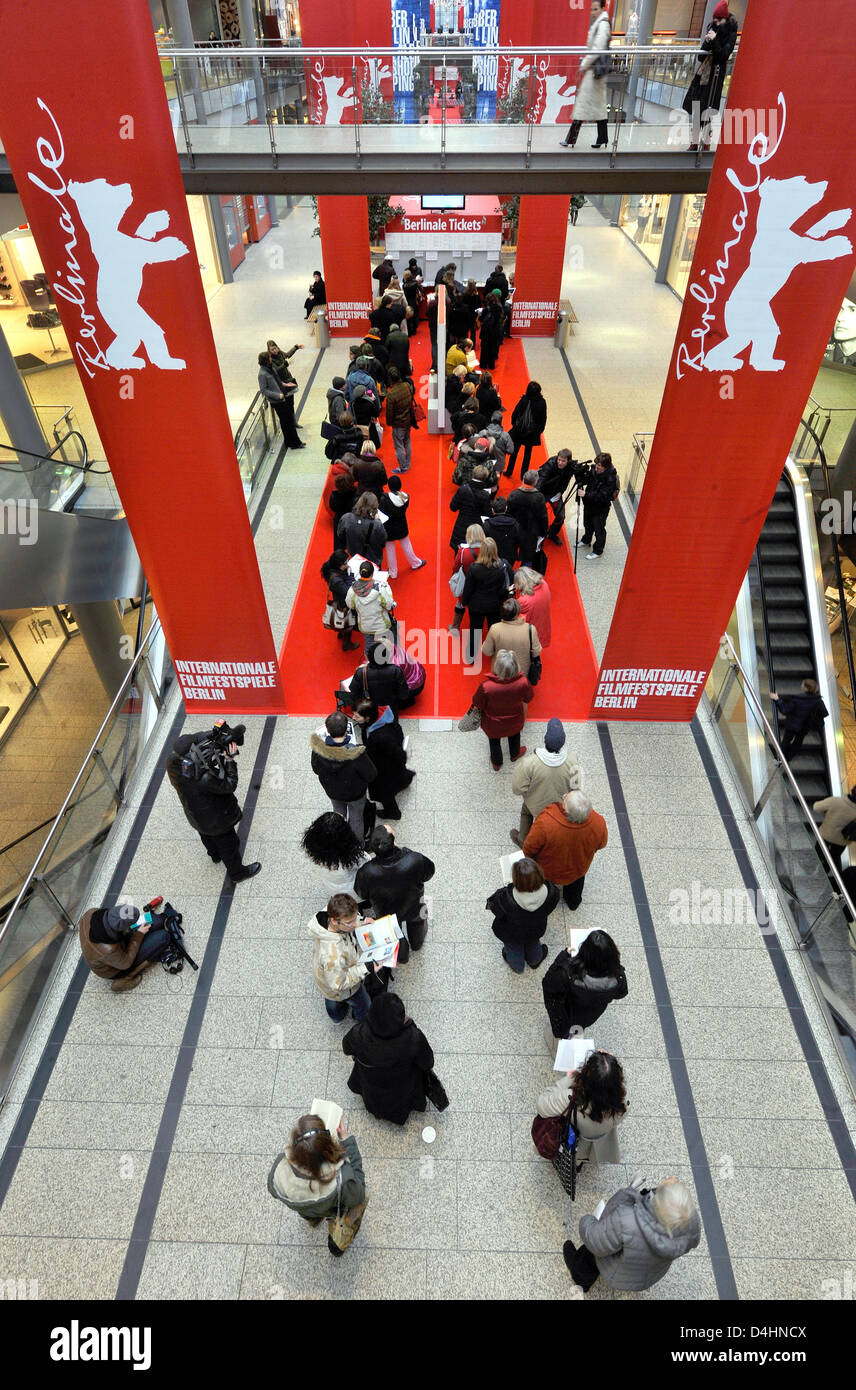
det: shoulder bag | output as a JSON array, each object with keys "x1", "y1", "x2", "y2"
[
  {"x1": 327, "y1": 1170, "x2": 370, "y2": 1252},
  {"x1": 424, "y1": 1069, "x2": 450, "y2": 1111},
  {"x1": 449, "y1": 562, "x2": 467, "y2": 599},
  {"x1": 527, "y1": 624, "x2": 543, "y2": 686},
  {"x1": 552, "y1": 1104, "x2": 580, "y2": 1200}
]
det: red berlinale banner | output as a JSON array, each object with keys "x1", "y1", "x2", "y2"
[
  {"x1": 512, "y1": 194, "x2": 570, "y2": 336},
  {"x1": 0, "y1": 0, "x2": 286, "y2": 715},
  {"x1": 594, "y1": 0, "x2": 856, "y2": 721}
]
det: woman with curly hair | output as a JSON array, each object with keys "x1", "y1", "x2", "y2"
[
  {"x1": 535, "y1": 1048, "x2": 627, "y2": 1168},
  {"x1": 301, "y1": 812, "x2": 369, "y2": 898}
]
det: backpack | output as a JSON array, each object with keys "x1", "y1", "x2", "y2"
[
  {"x1": 513, "y1": 399, "x2": 536, "y2": 438},
  {"x1": 391, "y1": 643, "x2": 426, "y2": 696}
]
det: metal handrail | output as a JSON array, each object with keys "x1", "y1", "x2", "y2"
[
  {"x1": 0, "y1": 617, "x2": 163, "y2": 953},
  {"x1": 0, "y1": 433, "x2": 95, "y2": 474},
  {"x1": 161, "y1": 43, "x2": 720, "y2": 58},
  {"x1": 719, "y1": 631, "x2": 856, "y2": 931}
]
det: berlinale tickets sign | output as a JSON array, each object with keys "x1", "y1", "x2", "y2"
[
  {"x1": 594, "y1": 0, "x2": 856, "y2": 721},
  {"x1": 0, "y1": 0, "x2": 286, "y2": 714}
]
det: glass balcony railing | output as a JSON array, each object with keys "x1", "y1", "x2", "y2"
[
  {"x1": 0, "y1": 617, "x2": 173, "y2": 1102},
  {"x1": 157, "y1": 43, "x2": 738, "y2": 166}
]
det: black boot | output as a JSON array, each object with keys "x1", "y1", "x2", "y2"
[
  {"x1": 381, "y1": 802, "x2": 402, "y2": 820},
  {"x1": 561, "y1": 120, "x2": 581, "y2": 148},
  {"x1": 229, "y1": 861, "x2": 262, "y2": 885},
  {"x1": 592, "y1": 120, "x2": 608, "y2": 149}
]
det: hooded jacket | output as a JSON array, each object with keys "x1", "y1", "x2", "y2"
[
  {"x1": 485, "y1": 881, "x2": 560, "y2": 947},
  {"x1": 344, "y1": 366, "x2": 375, "y2": 405},
  {"x1": 327, "y1": 385, "x2": 349, "y2": 424},
  {"x1": 358, "y1": 705, "x2": 411, "y2": 806},
  {"x1": 511, "y1": 748, "x2": 582, "y2": 818},
  {"x1": 268, "y1": 1134, "x2": 365, "y2": 1220},
  {"x1": 78, "y1": 908, "x2": 145, "y2": 980},
  {"x1": 524, "y1": 801, "x2": 608, "y2": 886},
  {"x1": 380, "y1": 488, "x2": 410, "y2": 542},
  {"x1": 308, "y1": 909, "x2": 369, "y2": 1001},
  {"x1": 542, "y1": 948, "x2": 628, "y2": 1036},
  {"x1": 354, "y1": 844, "x2": 436, "y2": 925},
  {"x1": 346, "y1": 575, "x2": 395, "y2": 635},
  {"x1": 483, "y1": 514, "x2": 521, "y2": 567},
  {"x1": 348, "y1": 658, "x2": 411, "y2": 714},
  {"x1": 338, "y1": 514, "x2": 388, "y2": 567},
  {"x1": 579, "y1": 1185, "x2": 701, "y2": 1291},
  {"x1": 343, "y1": 994, "x2": 434, "y2": 1125},
  {"x1": 166, "y1": 731, "x2": 242, "y2": 836},
  {"x1": 310, "y1": 732, "x2": 377, "y2": 804}
]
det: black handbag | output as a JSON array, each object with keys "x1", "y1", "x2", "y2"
[
  {"x1": 424, "y1": 1069, "x2": 449, "y2": 1111},
  {"x1": 552, "y1": 1105, "x2": 578, "y2": 1199},
  {"x1": 527, "y1": 624, "x2": 542, "y2": 686},
  {"x1": 321, "y1": 419, "x2": 340, "y2": 441}
]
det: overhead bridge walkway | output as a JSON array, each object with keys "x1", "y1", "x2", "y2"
[{"x1": 0, "y1": 43, "x2": 729, "y2": 194}]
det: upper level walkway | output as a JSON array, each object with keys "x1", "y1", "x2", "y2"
[{"x1": 0, "y1": 45, "x2": 726, "y2": 194}]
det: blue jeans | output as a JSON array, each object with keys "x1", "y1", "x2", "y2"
[
  {"x1": 503, "y1": 940, "x2": 546, "y2": 973},
  {"x1": 325, "y1": 982, "x2": 370, "y2": 1022}
]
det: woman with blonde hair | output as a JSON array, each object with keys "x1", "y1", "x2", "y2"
[
  {"x1": 460, "y1": 536, "x2": 513, "y2": 665},
  {"x1": 514, "y1": 566, "x2": 552, "y2": 648},
  {"x1": 473, "y1": 648, "x2": 534, "y2": 769},
  {"x1": 449, "y1": 523, "x2": 486, "y2": 635}
]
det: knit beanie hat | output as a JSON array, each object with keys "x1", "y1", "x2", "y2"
[
  {"x1": 713, "y1": 1, "x2": 729, "y2": 17},
  {"x1": 103, "y1": 903, "x2": 139, "y2": 939},
  {"x1": 544, "y1": 718, "x2": 566, "y2": 752}
]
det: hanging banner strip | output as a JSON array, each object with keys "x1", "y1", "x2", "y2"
[
  {"x1": 594, "y1": 0, "x2": 856, "y2": 721},
  {"x1": 0, "y1": 0, "x2": 285, "y2": 714}
]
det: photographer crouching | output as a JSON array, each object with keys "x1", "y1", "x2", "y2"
[
  {"x1": 79, "y1": 901, "x2": 173, "y2": 993},
  {"x1": 166, "y1": 720, "x2": 262, "y2": 886}
]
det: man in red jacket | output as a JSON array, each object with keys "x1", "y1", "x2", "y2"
[{"x1": 523, "y1": 790, "x2": 608, "y2": 909}]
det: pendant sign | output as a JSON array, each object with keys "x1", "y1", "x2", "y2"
[
  {"x1": 0, "y1": 0, "x2": 286, "y2": 715},
  {"x1": 594, "y1": 0, "x2": 856, "y2": 721}
]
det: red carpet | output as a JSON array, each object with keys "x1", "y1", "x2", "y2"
[{"x1": 278, "y1": 328, "x2": 599, "y2": 720}]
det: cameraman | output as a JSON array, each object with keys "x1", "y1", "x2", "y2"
[
  {"x1": 578, "y1": 452, "x2": 620, "y2": 559},
  {"x1": 79, "y1": 901, "x2": 171, "y2": 993},
  {"x1": 536, "y1": 449, "x2": 576, "y2": 546},
  {"x1": 166, "y1": 721, "x2": 262, "y2": 886}
]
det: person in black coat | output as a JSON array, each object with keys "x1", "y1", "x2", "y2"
[
  {"x1": 507, "y1": 475, "x2": 549, "y2": 566},
  {"x1": 506, "y1": 382, "x2": 548, "y2": 479},
  {"x1": 310, "y1": 711, "x2": 377, "y2": 841},
  {"x1": 460, "y1": 536, "x2": 513, "y2": 665},
  {"x1": 479, "y1": 291, "x2": 505, "y2": 371},
  {"x1": 542, "y1": 929, "x2": 628, "y2": 1039},
  {"x1": 353, "y1": 453, "x2": 388, "y2": 499},
  {"x1": 304, "y1": 271, "x2": 326, "y2": 319},
  {"x1": 682, "y1": 2, "x2": 738, "y2": 150},
  {"x1": 580, "y1": 453, "x2": 620, "y2": 559},
  {"x1": 321, "y1": 549, "x2": 359, "y2": 653},
  {"x1": 537, "y1": 449, "x2": 576, "y2": 544},
  {"x1": 348, "y1": 640, "x2": 413, "y2": 714},
  {"x1": 484, "y1": 265, "x2": 509, "y2": 301},
  {"x1": 343, "y1": 992, "x2": 434, "y2": 1125},
  {"x1": 354, "y1": 824, "x2": 435, "y2": 959},
  {"x1": 165, "y1": 723, "x2": 261, "y2": 884},
  {"x1": 483, "y1": 495, "x2": 521, "y2": 568},
  {"x1": 385, "y1": 326, "x2": 412, "y2": 377},
  {"x1": 350, "y1": 384, "x2": 383, "y2": 450},
  {"x1": 486, "y1": 857, "x2": 560, "y2": 972},
  {"x1": 451, "y1": 394, "x2": 488, "y2": 441},
  {"x1": 448, "y1": 294, "x2": 473, "y2": 343},
  {"x1": 327, "y1": 411, "x2": 365, "y2": 463},
  {"x1": 771, "y1": 679, "x2": 829, "y2": 760},
  {"x1": 449, "y1": 472, "x2": 494, "y2": 551},
  {"x1": 476, "y1": 370, "x2": 502, "y2": 420},
  {"x1": 353, "y1": 699, "x2": 414, "y2": 818},
  {"x1": 337, "y1": 494, "x2": 388, "y2": 567}
]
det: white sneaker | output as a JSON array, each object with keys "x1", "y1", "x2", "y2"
[{"x1": 586, "y1": 550, "x2": 601, "y2": 560}]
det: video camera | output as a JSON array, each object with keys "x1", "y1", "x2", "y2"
[
  {"x1": 179, "y1": 720, "x2": 245, "y2": 783},
  {"x1": 144, "y1": 896, "x2": 199, "y2": 975}
]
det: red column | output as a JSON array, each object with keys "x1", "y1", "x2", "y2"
[
  {"x1": 0, "y1": 0, "x2": 286, "y2": 715},
  {"x1": 501, "y1": 0, "x2": 592, "y2": 335},
  {"x1": 299, "y1": 0, "x2": 393, "y2": 337},
  {"x1": 593, "y1": 0, "x2": 856, "y2": 721}
]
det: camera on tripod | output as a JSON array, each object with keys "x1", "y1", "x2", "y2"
[
  {"x1": 179, "y1": 720, "x2": 246, "y2": 782},
  {"x1": 143, "y1": 896, "x2": 199, "y2": 975}
]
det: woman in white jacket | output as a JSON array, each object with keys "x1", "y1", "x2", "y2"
[
  {"x1": 346, "y1": 559, "x2": 397, "y2": 645},
  {"x1": 536, "y1": 1048, "x2": 626, "y2": 1168},
  {"x1": 560, "y1": 0, "x2": 612, "y2": 150}
]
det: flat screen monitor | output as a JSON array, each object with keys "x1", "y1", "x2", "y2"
[{"x1": 420, "y1": 194, "x2": 466, "y2": 211}]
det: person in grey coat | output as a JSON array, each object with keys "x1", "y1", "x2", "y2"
[{"x1": 564, "y1": 1176, "x2": 701, "y2": 1291}]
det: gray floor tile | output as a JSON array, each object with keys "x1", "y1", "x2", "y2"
[
  {"x1": 713, "y1": 1167, "x2": 856, "y2": 1260},
  {"x1": 0, "y1": 1149, "x2": 151, "y2": 1240},
  {"x1": 731, "y1": 1257, "x2": 856, "y2": 1300},
  {"x1": 240, "y1": 1243, "x2": 427, "y2": 1300},
  {"x1": 197, "y1": 996, "x2": 265, "y2": 1049},
  {"x1": 674, "y1": 1007, "x2": 804, "y2": 1061},
  {"x1": 137, "y1": 1241, "x2": 247, "y2": 1300},
  {"x1": 270, "y1": 1049, "x2": 332, "y2": 1108},
  {"x1": 184, "y1": 1047, "x2": 279, "y2": 1108},
  {"x1": 0, "y1": 1237, "x2": 127, "y2": 1300},
  {"x1": 26, "y1": 1101, "x2": 163, "y2": 1153},
  {"x1": 658, "y1": 949, "x2": 784, "y2": 1008},
  {"x1": 151, "y1": 1152, "x2": 282, "y2": 1245},
  {"x1": 426, "y1": 1249, "x2": 575, "y2": 1300},
  {"x1": 699, "y1": 1117, "x2": 847, "y2": 1171},
  {"x1": 44, "y1": 1044, "x2": 179, "y2": 1106},
  {"x1": 209, "y1": 941, "x2": 314, "y2": 997},
  {"x1": 63, "y1": 991, "x2": 194, "y2": 1048},
  {"x1": 456, "y1": 1159, "x2": 616, "y2": 1252},
  {"x1": 173, "y1": 1105, "x2": 299, "y2": 1156},
  {"x1": 686, "y1": 1060, "x2": 827, "y2": 1120}
]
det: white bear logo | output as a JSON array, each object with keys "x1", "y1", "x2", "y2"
[
  {"x1": 540, "y1": 72, "x2": 577, "y2": 125},
  {"x1": 320, "y1": 76, "x2": 355, "y2": 126},
  {"x1": 704, "y1": 175, "x2": 852, "y2": 372},
  {"x1": 67, "y1": 178, "x2": 189, "y2": 371}
]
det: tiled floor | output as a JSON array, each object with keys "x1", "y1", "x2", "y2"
[{"x1": 1, "y1": 204, "x2": 854, "y2": 1302}]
